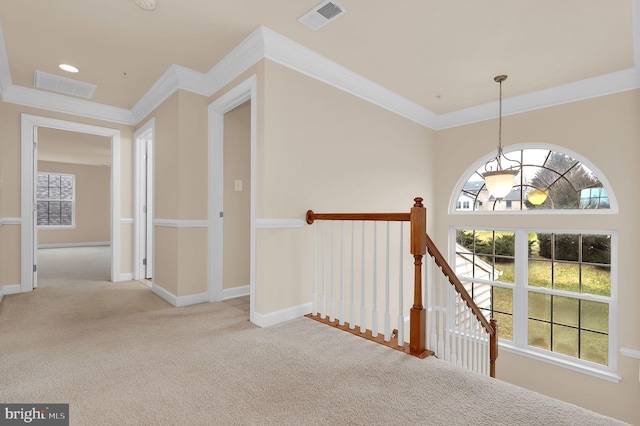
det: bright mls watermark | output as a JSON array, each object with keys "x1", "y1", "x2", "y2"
[{"x1": 0, "y1": 404, "x2": 68, "y2": 425}]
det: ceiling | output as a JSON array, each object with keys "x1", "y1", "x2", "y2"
[{"x1": 0, "y1": 0, "x2": 637, "y2": 119}]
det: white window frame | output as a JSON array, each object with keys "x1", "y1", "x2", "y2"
[
  {"x1": 450, "y1": 143, "x2": 619, "y2": 215},
  {"x1": 450, "y1": 226, "x2": 619, "y2": 382},
  {"x1": 37, "y1": 172, "x2": 76, "y2": 230}
]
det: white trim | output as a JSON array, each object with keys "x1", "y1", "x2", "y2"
[
  {"x1": 260, "y1": 26, "x2": 437, "y2": 128},
  {"x1": 0, "y1": 21, "x2": 12, "y2": 96},
  {"x1": 133, "y1": 118, "x2": 155, "y2": 281},
  {"x1": 0, "y1": 217, "x2": 21, "y2": 225},
  {"x1": 449, "y1": 143, "x2": 619, "y2": 214},
  {"x1": 1, "y1": 22, "x2": 639, "y2": 131},
  {"x1": 119, "y1": 273, "x2": 134, "y2": 281},
  {"x1": 0, "y1": 284, "x2": 21, "y2": 304},
  {"x1": 153, "y1": 219, "x2": 208, "y2": 228},
  {"x1": 222, "y1": 285, "x2": 250, "y2": 300},
  {"x1": 120, "y1": 218, "x2": 134, "y2": 224},
  {"x1": 2, "y1": 285, "x2": 21, "y2": 296},
  {"x1": 255, "y1": 218, "x2": 306, "y2": 229},
  {"x1": 500, "y1": 343, "x2": 621, "y2": 383},
  {"x1": 436, "y1": 68, "x2": 640, "y2": 130},
  {"x1": 450, "y1": 226, "x2": 619, "y2": 380},
  {"x1": 21, "y1": 114, "x2": 121, "y2": 292},
  {"x1": 38, "y1": 241, "x2": 110, "y2": 249},
  {"x1": 252, "y1": 303, "x2": 313, "y2": 328},
  {"x1": 151, "y1": 284, "x2": 209, "y2": 307},
  {"x1": 131, "y1": 65, "x2": 206, "y2": 125},
  {"x1": 634, "y1": 0, "x2": 640, "y2": 68},
  {"x1": 620, "y1": 348, "x2": 640, "y2": 359},
  {"x1": 4, "y1": 85, "x2": 135, "y2": 125},
  {"x1": 208, "y1": 75, "x2": 258, "y2": 324}
]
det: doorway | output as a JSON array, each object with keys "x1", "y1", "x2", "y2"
[
  {"x1": 208, "y1": 75, "x2": 257, "y2": 323},
  {"x1": 36, "y1": 127, "x2": 112, "y2": 284},
  {"x1": 134, "y1": 119, "x2": 155, "y2": 281},
  {"x1": 21, "y1": 114, "x2": 122, "y2": 292}
]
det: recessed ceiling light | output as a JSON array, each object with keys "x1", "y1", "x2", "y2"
[
  {"x1": 59, "y1": 64, "x2": 79, "y2": 73},
  {"x1": 134, "y1": 0, "x2": 157, "y2": 10}
]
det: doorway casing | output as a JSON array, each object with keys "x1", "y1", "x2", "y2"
[
  {"x1": 133, "y1": 118, "x2": 155, "y2": 280},
  {"x1": 208, "y1": 75, "x2": 257, "y2": 324},
  {"x1": 21, "y1": 114, "x2": 122, "y2": 291}
]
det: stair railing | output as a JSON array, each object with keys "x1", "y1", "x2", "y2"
[{"x1": 306, "y1": 197, "x2": 499, "y2": 377}]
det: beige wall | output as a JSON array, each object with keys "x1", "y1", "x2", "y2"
[
  {"x1": 251, "y1": 60, "x2": 435, "y2": 314},
  {"x1": 223, "y1": 101, "x2": 251, "y2": 290},
  {"x1": 140, "y1": 89, "x2": 210, "y2": 298},
  {"x1": 0, "y1": 101, "x2": 135, "y2": 285},
  {"x1": 37, "y1": 161, "x2": 110, "y2": 246},
  {"x1": 433, "y1": 89, "x2": 640, "y2": 423}
]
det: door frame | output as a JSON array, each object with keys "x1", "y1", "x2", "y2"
[
  {"x1": 21, "y1": 114, "x2": 121, "y2": 291},
  {"x1": 207, "y1": 75, "x2": 257, "y2": 322},
  {"x1": 133, "y1": 118, "x2": 155, "y2": 280}
]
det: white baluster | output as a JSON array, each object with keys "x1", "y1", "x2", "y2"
[
  {"x1": 339, "y1": 221, "x2": 345, "y2": 326},
  {"x1": 330, "y1": 221, "x2": 335, "y2": 322},
  {"x1": 372, "y1": 222, "x2": 378, "y2": 337},
  {"x1": 321, "y1": 221, "x2": 326, "y2": 319},
  {"x1": 360, "y1": 221, "x2": 367, "y2": 333},
  {"x1": 349, "y1": 221, "x2": 356, "y2": 330},
  {"x1": 384, "y1": 221, "x2": 391, "y2": 342},
  {"x1": 428, "y1": 255, "x2": 437, "y2": 355},
  {"x1": 450, "y1": 292, "x2": 458, "y2": 366},
  {"x1": 438, "y1": 272, "x2": 446, "y2": 361},
  {"x1": 312, "y1": 221, "x2": 317, "y2": 316},
  {"x1": 397, "y1": 222, "x2": 404, "y2": 347}
]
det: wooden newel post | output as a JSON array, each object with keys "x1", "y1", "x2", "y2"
[
  {"x1": 410, "y1": 197, "x2": 428, "y2": 358},
  {"x1": 490, "y1": 318, "x2": 498, "y2": 378}
]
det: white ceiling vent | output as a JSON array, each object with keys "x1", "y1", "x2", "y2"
[
  {"x1": 298, "y1": 1, "x2": 347, "y2": 31},
  {"x1": 34, "y1": 70, "x2": 97, "y2": 99}
]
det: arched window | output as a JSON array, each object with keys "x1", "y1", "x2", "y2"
[
  {"x1": 455, "y1": 147, "x2": 615, "y2": 212},
  {"x1": 450, "y1": 146, "x2": 618, "y2": 380}
]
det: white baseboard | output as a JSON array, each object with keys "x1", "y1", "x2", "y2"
[
  {"x1": 222, "y1": 285, "x2": 250, "y2": 300},
  {"x1": 151, "y1": 284, "x2": 209, "y2": 307},
  {"x1": 38, "y1": 241, "x2": 111, "y2": 249},
  {"x1": 252, "y1": 302, "x2": 312, "y2": 328},
  {"x1": 119, "y1": 273, "x2": 134, "y2": 282},
  {"x1": 0, "y1": 284, "x2": 22, "y2": 304}
]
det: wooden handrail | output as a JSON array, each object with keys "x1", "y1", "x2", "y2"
[
  {"x1": 425, "y1": 233, "x2": 498, "y2": 377},
  {"x1": 305, "y1": 198, "x2": 498, "y2": 376},
  {"x1": 424, "y1": 233, "x2": 494, "y2": 334},
  {"x1": 306, "y1": 211, "x2": 410, "y2": 224}
]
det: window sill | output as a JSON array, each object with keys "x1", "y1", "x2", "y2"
[{"x1": 499, "y1": 341, "x2": 621, "y2": 383}]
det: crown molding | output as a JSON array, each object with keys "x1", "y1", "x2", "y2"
[
  {"x1": 131, "y1": 27, "x2": 265, "y2": 124},
  {"x1": 203, "y1": 26, "x2": 265, "y2": 95},
  {"x1": 434, "y1": 68, "x2": 640, "y2": 130},
  {"x1": 634, "y1": 0, "x2": 640, "y2": 68},
  {"x1": 0, "y1": 12, "x2": 639, "y2": 130},
  {"x1": 4, "y1": 84, "x2": 135, "y2": 125},
  {"x1": 0, "y1": 22, "x2": 12, "y2": 96},
  {"x1": 260, "y1": 26, "x2": 438, "y2": 129}
]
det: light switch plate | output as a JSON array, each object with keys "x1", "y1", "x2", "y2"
[{"x1": 234, "y1": 180, "x2": 243, "y2": 191}]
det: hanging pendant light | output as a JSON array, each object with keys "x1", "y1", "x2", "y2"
[
  {"x1": 482, "y1": 75, "x2": 519, "y2": 199},
  {"x1": 527, "y1": 188, "x2": 549, "y2": 205}
]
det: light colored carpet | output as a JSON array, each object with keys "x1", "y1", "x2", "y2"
[{"x1": 0, "y1": 249, "x2": 627, "y2": 425}]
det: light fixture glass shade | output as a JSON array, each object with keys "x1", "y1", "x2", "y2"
[
  {"x1": 527, "y1": 189, "x2": 548, "y2": 205},
  {"x1": 134, "y1": 0, "x2": 156, "y2": 10},
  {"x1": 483, "y1": 169, "x2": 518, "y2": 198}
]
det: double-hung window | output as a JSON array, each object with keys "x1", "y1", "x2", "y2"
[
  {"x1": 37, "y1": 173, "x2": 75, "y2": 227},
  {"x1": 454, "y1": 228, "x2": 615, "y2": 378}
]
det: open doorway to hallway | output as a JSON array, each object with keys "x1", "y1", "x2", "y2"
[
  {"x1": 36, "y1": 127, "x2": 112, "y2": 286},
  {"x1": 221, "y1": 101, "x2": 251, "y2": 310}
]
